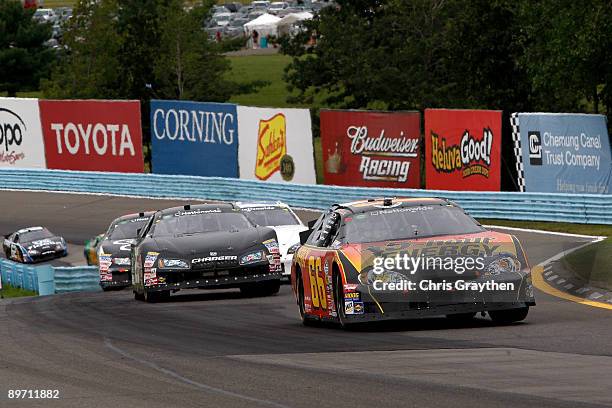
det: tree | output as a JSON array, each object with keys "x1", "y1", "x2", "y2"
[{"x1": 0, "y1": 0, "x2": 54, "y2": 96}]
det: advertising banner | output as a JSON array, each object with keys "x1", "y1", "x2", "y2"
[
  {"x1": 39, "y1": 100, "x2": 144, "y2": 173},
  {"x1": 0, "y1": 97, "x2": 46, "y2": 169},
  {"x1": 511, "y1": 113, "x2": 611, "y2": 194},
  {"x1": 237, "y1": 106, "x2": 316, "y2": 184},
  {"x1": 425, "y1": 109, "x2": 502, "y2": 191},
  {"x1": 150, "y1": 100, "x2": 238, "y2": 177},
  {"x1": 320, "y1": 110, "x2": 421, "y2": 188}
]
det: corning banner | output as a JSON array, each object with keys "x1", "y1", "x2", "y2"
[
  {"x1": 0, "y1": 97, "x2": 46, "y2": 168},
  {"x1": 237, "y1": 106, "x2": 316, "y2": 184},
  {"x1": 511, "y1": 113, "x2": 611, "y2": 194},
  {"x1": 39, "y1": 100, "x2": 144, "y2": 173},
  {"x1": 320, "y1": 110, "x2": 421, "y2": 188},
  {"x1": 150, "y1": 100, "x2": 238, "y2": 177},
  {"x1": 425, "y1": 109, "x2": 502, "y2": 191}
]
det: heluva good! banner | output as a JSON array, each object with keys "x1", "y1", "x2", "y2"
[
  {"x1": 511, "y1": 113, "x2": 612, "y2": 194},
  {"x1": 39, "y1": 100, "x2": 144, "y2": 173},
  {"x1": 237, "y1": 106, "x2": 316, "y2": 184},
  {"x1": 425, "y1": 109, "x2": 502, "y2": 191},
  {"x1": 0, "y1": 97, "x2": 46, "y2": 168},
  {"x1": 320, "y1": 110, "x2": 421, "y2": 188},
  {"x1": 150, "y1": 100, "x2": 238, "y2": 177}
]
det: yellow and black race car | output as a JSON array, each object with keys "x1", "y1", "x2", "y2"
[{"x1": 290, "y1": 197, "x2": 535, "y2": 327}]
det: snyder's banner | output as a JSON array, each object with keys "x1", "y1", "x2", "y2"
[
  {"x1": 320, "y1": 110, "x2": 421, "y2": 188},
  {"x1": 425, "y1": 109, "x2": 501, "y2": 191},
  {"x1": 0, "y1": 97, "x2": 46, "y2": 168},
  {"x1": 511, "y1": 113, "x2": 612, "y2": 194},
  {"x1": 237, "y1": 106, "x2": 316, "y2": 184},
  {"x1": 39, "y1": 100, "x2": 144, "y2": 173},
  {"x1": 150, "y1": 100, "x2": 238, "y2": 177}
]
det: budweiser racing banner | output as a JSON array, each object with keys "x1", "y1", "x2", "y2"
[
  {"x1": 39, "y1": 100, "x2": 144, "y2": 173},
  {"x1": 237, "y1": 106, "x2": 316, "y2": 184},
  {"x1": 320, "y1": 109, "x2": 421, "y2": 188},
  {"x1": 150, "y1": 100, "x2": 238, "y2": 177},
  {"x1": 0, "y1": 97, "x2": 46, "y2": 169},
  {"x1": 511, "y1": 113, "x2": 612, "y2": 194},
  {"x1": 425, "y1": 109, "x2": 502, "y2": 191}
]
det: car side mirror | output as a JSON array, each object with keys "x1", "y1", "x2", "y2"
[{"x1": 299, "y1": 229, "x2": 311, "y2": 245}]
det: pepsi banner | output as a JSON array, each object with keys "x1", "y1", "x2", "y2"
[
  {"x1": 425, "y1": 109, "x2": 502, "y2": 191},
  {"x1": 511, "y1": 113, "x2": 612, "y2": 194},
  {"x1": 0, "y1": 97, "x2": 46, "y2": 169},
  {"x1": 151, "y1": 100, "x2": 238, "y2": 177}
]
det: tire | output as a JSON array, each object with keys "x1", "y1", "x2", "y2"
[
  {"x1": 333, "y1": 269, "x2": 351, "y2": 329},
  {"x1": 489, "y1": 307, "x2": 529, "y2": 324},
  {"x1": 296, "y1": 271, "x2": 317, "y2": 326},
  {"x1": 446, "y1": 312, "x2": 477, "y2": 320},
  {"x1": 240, "y1": 280, "x2": 281, "y2": 297},
  {"x1": 143, "y1": 290, "x2": 170, "y2": 303},
  {"x1": 101, "y1": 286, "x2": 113, "y2": 292},
  {"x1": 134, "y1": 290, "x2": 145, "y2": 301}
]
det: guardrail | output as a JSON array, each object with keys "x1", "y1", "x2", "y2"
[
  {"x1": 1, "y1": 168, "x2": 611, "y2": 224},
  {"x1": 0, "y1": 258, "x2": 99, "y2": 296}
]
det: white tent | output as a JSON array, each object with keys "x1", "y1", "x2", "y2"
[
  {"x1": 244, "y1": 13, "x2": 281, "y2": 37},
  {"x1": 277, "y1": 12, "x2": 314, "y2": 37}
]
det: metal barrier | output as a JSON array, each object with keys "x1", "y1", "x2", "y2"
[
  {"x1": 0, "y1": 259, "x2": 99, "y2": 296},
  {"x1": 0, "y1": 168, "x2": 611, "y2": 224}
]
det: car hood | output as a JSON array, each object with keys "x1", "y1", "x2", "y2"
[
  {"x1": 151, "y1": 228, "x2": 270, "y2": 258},
  {"x1": 99, "y1": 238, "x2": 136, "y2": 256},
  {"x1": 25, "y1": 236, "x2": 64, "y2": 250}
]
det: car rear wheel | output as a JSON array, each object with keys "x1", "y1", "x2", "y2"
[
  {"x1": 489, "y1": 306, "x2": 529, "y2": 324},
  {"x1": 333, "y1": 270, "x2": 350, "y2": 329},
  {"x1": 143, "y1": 290, "x2": 169, "y2": 303}
]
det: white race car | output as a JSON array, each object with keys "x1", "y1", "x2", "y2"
[{"x1": 236, "y1": 201, "x2": 307, "y2": 277}]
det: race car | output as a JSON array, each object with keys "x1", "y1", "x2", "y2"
[
  {"x1": 235, "y1": 201, "x2": 308, "y2": 278},
  {"x1": 131, "y1": 203, "x2": 282, "y2": 302},
  {"x1": 84, "y1": 234, "x2": 104, "y2": 266},
  {"x1": 97, "y1": 212, "x2": 154, "y2": 291},
  {"x1": 3, "y1": 227, "x2": 67, "y2": 263},
  {"x1": 291, "y1": 197, "x2": 535, "y2": 327}
]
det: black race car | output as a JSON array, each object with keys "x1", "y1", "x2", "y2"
[
  {"x1": 3, "y1": 227, "x2": 67, "y2": 263},
  {"x1": 131, "y1": 203, "x2": 282, "y2": 302},
  {"x1": 98, "y1": 212, "x2": 154, "y2": 291}
]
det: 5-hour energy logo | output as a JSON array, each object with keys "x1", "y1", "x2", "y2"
[{"x1": 431, "y1": 128, "x2": 494, "y2": 178}]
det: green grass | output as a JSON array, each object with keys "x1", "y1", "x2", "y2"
[
  {"x1": 477, "y1": 219, "x2": 612, "y2": 237},
  {"x1": 1, "y1": 283, "x2": 37, "y2": 298},
  {"x1": 562, "y1": 238, "x2": 612, "y2": 290},
  {"x1": 228, "y1": 54, "x2": 294, "y2": 108},
  {"x1": 43, "y1": 0, "x2": 75, "y2": 7}
]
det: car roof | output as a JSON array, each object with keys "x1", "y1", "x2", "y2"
[
  {"x1": 235, "y1": 201, "x2": 289, "y2": 209},
  {"x1": 159, "y1": 203, "x2": 236, "y2": 215},
  {"x1": 16, "y1": 226, "x2": 45, "y2": 234},
  {"x1": 334, "y1": 197, "x2": 453, "y2": 214},
  {"x1": 112, "y1": 211, "x2": 155, "y2": 224}
]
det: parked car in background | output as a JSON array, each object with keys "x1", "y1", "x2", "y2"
[
  {"x1": 223, "y1": 17, "x2": 249, "y2": 38},
  {"x1": 33, "y1": 8, "x2": 57, "y2": 23},
  {"x1": 224, "y1": 2, "x2": 244, "y2": 12},
  {"x1": 268, "y1": 1, "x2": 289, "y2": 14},
  {"x1": 251, "y1": 0, "x2": 271, "y2": 9}
]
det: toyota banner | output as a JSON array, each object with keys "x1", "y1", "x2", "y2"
[
  {"x1": 511, "y1": 113, "x2": 612, "y2": 194},
  {"x1": 425, "y1": 109, "x2": 502, "y2": 191},
  {"x1": 320, "y1": 110, "x2": 421, "y2": 188},
  {"x1": 39, "y1": 100, "x2": 144, "y2": 173},
  {"x1": 150, "y1": 100, "x2": 239, "y2": 177}
]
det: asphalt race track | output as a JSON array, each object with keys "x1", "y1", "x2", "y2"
[{"x1": 1, "y1": 191, "x2": 611, "y2": 408}]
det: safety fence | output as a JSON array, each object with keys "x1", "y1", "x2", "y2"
[
  {"x1": 0, "y1": 258, "x2": 99, "y2": 296},
  {"x1": 1, "y1": 168, "x2": 612, "y2": 224}
]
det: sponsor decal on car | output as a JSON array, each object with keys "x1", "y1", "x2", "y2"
[
  {"x1": 144, "y1": 252, "x2": 159, "y2": 268},
  {"x1": 344, "y1": 300, "x2": 354, "y2": 315},
  {"x1": 192, "y1": 255, "x2": 238, "y2": 263}
]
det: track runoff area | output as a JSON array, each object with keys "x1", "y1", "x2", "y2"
[{"x1": 1, "y1": 190, "x2": 611, "y2": 408}]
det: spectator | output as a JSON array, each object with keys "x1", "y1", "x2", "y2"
[
  {"x1": 252, "y1": 30, "x2": 259, "y2": 49},
  {"x1": 216, "y1": 30, "x2": 221, "y2": 43}
]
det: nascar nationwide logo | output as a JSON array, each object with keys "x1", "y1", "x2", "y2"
[
  {"x1": 431, "y1": 128, "x2": 493, "y2": 178},
  {"x1": 335, "y1": 125, "x2": 419, "y2": 183},
  {"x1": 0, "y1": 108, "x2": 26, "y2": 165},
  {"x1": 255, "y1": 113, "x2": 287, "y2": 180}
]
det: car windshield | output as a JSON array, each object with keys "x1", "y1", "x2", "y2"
[
  {"x1": 230, "y1": 19, "x2": 245, "y2": 26},
  {"x1": 21, "y1": 228, "x2": 54, "y2": 242},
  {"x1": 153, "y1": 211, "x2": 253, "y2": 237},
  {"x1": 109, "y1": 218, "x2": 150, "y2": 240},
  {"x1": 242, "y1": 208, "x2": 300, "y2": 226},
  {"x1": 215, "y1": 14, "x2": 231, "y2": 21},
  {"x1": 343, "y1": 205, "x2": 484, "y2": 244},
  {"x1": 34, "y1": 10, "x2": 49, "y2": 16}
]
